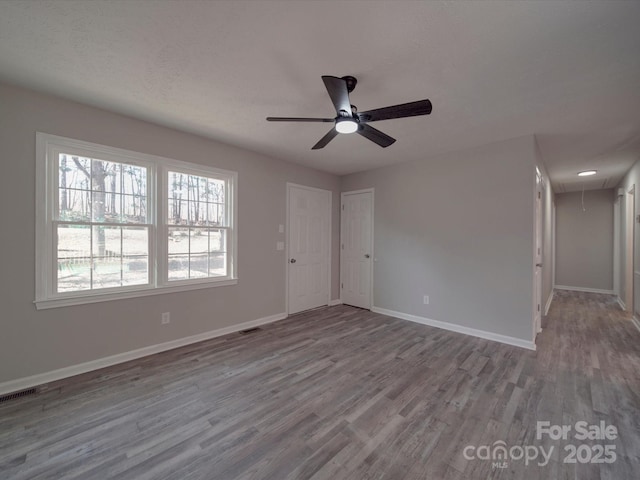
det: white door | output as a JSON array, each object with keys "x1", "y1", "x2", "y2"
[
  {"x1": 287, "y1": 185, "x2": 330, "y2": 314},
  {"x1": 341, "y1": 190, "x2": 373, "y2": 309},
  {"x1": 534, "y1": 176, "x2": 543, "y2": 334}
]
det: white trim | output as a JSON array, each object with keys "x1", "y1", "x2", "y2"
[
  {"x1": 35, "y1": 279, "x2": 238, "y2": 310},
  {"x1": 544, "y1": 290, "x2": 554, "y2": 316},
  {"x1": 0, "y1": 311, "x2": 286, "y2": 396},
  {"x1": 613, "y1": 197, "x2": 620, "y2": 296},
  {"x1": 617, "y1": 296, "x2": 626, "y2": 311},
  {"x1": 328, "y1": 299, "x2": 343, "y2": 306},
  {"x1": 554, "y1": 285, "x2": 615, "y2": 295},
  {"x1": 371, "y1": 306, "x2": 536, "y2": 351},
  {"x1": 340, "y1": 188, "x2": 375, "y2": 310},
  {"x1": 285, "y1": 183, "x2": 332, "y2": 315},
  {"x1": 631, "y1": 315, "x2": 640, "y2": 334}
]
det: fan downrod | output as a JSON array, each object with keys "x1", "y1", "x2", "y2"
[{"x1": 342, "y1": 75, "x2": 357, "y2": 93}]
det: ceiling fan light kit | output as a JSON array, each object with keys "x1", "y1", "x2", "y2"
[
  {"x1": 335, "y1": 118, "x2": 358, "y2": 134},
  {"x1": 266, "y1": 75, "x2": 432, "y2": 149}
]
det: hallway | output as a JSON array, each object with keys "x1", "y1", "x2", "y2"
[{"x1": 533, "y1": 290, "x2": 640, "y2": 479}]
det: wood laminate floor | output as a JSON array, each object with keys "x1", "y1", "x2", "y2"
[{"x1": 1, "y1": 290, "x2": 639, "y2": 479}]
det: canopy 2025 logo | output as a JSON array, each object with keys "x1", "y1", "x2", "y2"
[{"x1": 463, "y1": 421, "x2": 618, "y2": 469}]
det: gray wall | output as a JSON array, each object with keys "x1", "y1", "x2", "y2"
[
  {"x1": 0, "y1": 82, "x2": 341, "y2": 384},
  {"x1": 341, "y1": 135, "x2": 536, "y2": 342},
  {"x1": 555, "y1": 189, "x2": 614, "y2": 291}
]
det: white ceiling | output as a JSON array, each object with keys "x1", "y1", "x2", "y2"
[{"x1": 1, "y1": 1, "x2": 639, "y2": 191}]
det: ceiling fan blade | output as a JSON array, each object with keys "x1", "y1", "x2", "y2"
[
  {"x1": 266, "y1": 117, "x2": 334, "y2": 122},
  {"x1": 358, "y1": 99, "x2": 432, "y2": 122},
  {"x1": 322, "y1": 76, "x2": 352, "y2": 117},
  {"x1": 357, "y1": 124, "x2": 396, "y2": 148},
  {"x1": 312, "y1": 128, "x2": 339, "y2": 150}
]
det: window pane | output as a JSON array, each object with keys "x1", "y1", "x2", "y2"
[
  {"x1": 58, "y1": 188, "x2": 91, "y2": 221},
  {"x1": 103, "y1": 162, "x2": 121, "y2": 193},
  {"x1": 209, "y1": 229, "x2": 226, "y2": 252},
  {"x1": 102, "y1": 226, "x2": 122, "y2": 256},
  {"x1": 121, "y1": 194, "x2": 146, "y2": 224},
  {"x1": 59, "y1": 155, "x2": 91, "y2": 190},
  {"x1": 168, "y1": 228, "x2": 189, "y2": 254},
  {"x1": 190, "y1": 229, "x2": 208, "y2": 255},
  {"x1": 122, "y1": 227, "x2": 148, "y2": 256},
  {"x1": 92, "y1": 257, "x2": 124, "y2": 289},
  {"x1": 168, "y1": 172, "x2": 188, "y2": 201},
  {"x1": 57, "y1": 259, "x2": 91, "y2": 292},
  {"x1": 209, "y1": 252, "x2": 227, "y2": 277},
  {"x1": 123, "y1": 256, "x2": 148, "y2": 286},
  {"x1": 206, "y1": 203, "x2": 225, "y2": 226},
  {"x1": 168, "y1": 199, "x2": 188, "y2": 225},
  {"x1": 57, "y1": 225, "x2": 91, "y2": 292},
  {"x1": 208, "y1": 179, "x2": 225, "y2": 203},
  {"x1": 168, "y1": 255, "x2": 189, "y2": 280},
  {"x1": 189, "y1": 254, "x2": 209, "y2": 278}
]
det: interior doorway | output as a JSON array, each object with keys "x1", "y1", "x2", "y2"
[{"x1": 341, "y1": 189, "x2": 373, "y2": 309}]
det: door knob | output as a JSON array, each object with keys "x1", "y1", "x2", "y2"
[
  {"x1": 290, "y1": 258, "x2": 296, "y2": 263},
  {"x1": 536, "y1": 263, "x2": 543, "y2": 267},
  {"x1": 364, "y1": 254, "x2": 370, "y2": 258}
]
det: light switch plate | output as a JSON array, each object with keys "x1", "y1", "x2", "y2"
[{"x1": 278, "y1": 224, "x2": 284, "y2": 233}]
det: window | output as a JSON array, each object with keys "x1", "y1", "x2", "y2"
[{"x1": 36, "y1": 133, "x2": 237, "y2": 309}]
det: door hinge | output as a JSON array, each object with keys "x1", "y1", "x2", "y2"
[
  {"x1": 342, "y1": 204, "x2": 345, "y2": 211},
  {"x1": 341, "y1": 283, "x2": 344, "y2": 289},
  {"x1": 538, "y1": 192, "x2": 541, "y2": 199},
  {"x1": 537, "y1": 304, "x2": 540, "y2": 312}
]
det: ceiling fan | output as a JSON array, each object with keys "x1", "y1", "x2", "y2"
[{"x1": 266, "y1": 75, "x2": 432, "y2": 150}]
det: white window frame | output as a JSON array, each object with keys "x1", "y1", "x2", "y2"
[{"x1": 35, "y1": 133, "x2": 238, "y2": 310}]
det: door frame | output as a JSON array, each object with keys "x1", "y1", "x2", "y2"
[
  {"x1": 626, "y1": 185, "x2": 635, "y2": 313},
  {"x1": 340, "y1": 188, "x2": 374, "y2": 309},
  {"x1": 533, "y1": 171, "x2": 543, "y2": 338},
  {"x1": 285, "y1": 182, "x2": 332, "y2": 315}
]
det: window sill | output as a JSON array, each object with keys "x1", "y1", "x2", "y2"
[{"x1": 34, "y1": 279, "x2": 238, "y2": 310}]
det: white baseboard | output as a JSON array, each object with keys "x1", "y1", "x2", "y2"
[
  {"x1": 0, "y1": 312, "x2": 287, "y2": 396},
  {"x1": 632, "y1": 315, "x2": 640, "y2": 334},
  {"x1": 544, "y1": 291, "x2": 554, "y2": 316},
  {"x1": 554, "y1": 285, "x2": 615, "y2": 295},
  {"x1": 371, "y1": 306, "x2": 536, "y2": 351},
  {"x1": 328, "y1": 299, "x2": 343, "y2": 306},
  {"x1": 617, "y1": 296, "x2": 626, "y2": 311}
]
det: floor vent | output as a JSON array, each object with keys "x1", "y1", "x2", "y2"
[
  {"x1": 239, "y1": 327, "x2": 262, "y2": 335},
  {"x1": 0, "y1": 388, "x2": 38, "y2": 403}
]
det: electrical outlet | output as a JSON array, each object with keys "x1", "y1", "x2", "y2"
[
  {"x1": 423, "y1": 295, "x2": 429, "y2": 305},
  {"x1": 161, "y1": 312, "x2": 170, "y2": 324}
]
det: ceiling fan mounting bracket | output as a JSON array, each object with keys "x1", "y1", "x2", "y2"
[{"x1": 341, "y1": 75, "x2": 357, "y2": 93}]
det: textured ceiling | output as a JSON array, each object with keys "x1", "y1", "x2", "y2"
[{"x1": 1, "y1": 1, "x2": 639, "y2": 191}]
